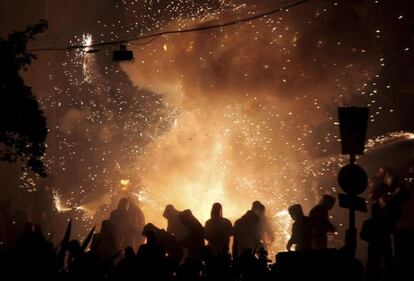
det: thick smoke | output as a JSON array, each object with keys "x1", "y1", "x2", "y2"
[{"x1": 118, "y1": 1, "x2": 382, "y2": 251}]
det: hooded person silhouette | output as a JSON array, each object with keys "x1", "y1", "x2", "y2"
[
  {"x1": 287, "y1": 204, "x2": 312, "y2": 251},
  {"x1": 163, "y1": 204, "x2": 189, "y2": 245},
  {"x1": 309, "y1": 195, "x2": 336, "y2": 249},
  {"x1": 178, "y1": 209, "x2": 204, "y2": 260},
  {"x1": 204, "y1": 203, "x2": 233, "y2": 256},
  {"x1": 233, "y1": 207, "x2": 260, "y2": 257}
]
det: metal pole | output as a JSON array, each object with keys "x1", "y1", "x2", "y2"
[
  {"x1": 350, "y1": 154, "x2": 356, "y2": 164},
  {"x1": 346, "y1": 154, "x2": 357, "y2": 258}
]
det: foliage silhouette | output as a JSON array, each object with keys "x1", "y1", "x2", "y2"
[{"x1": 0, "y1": 20, "x2": 48, "y2": 177}]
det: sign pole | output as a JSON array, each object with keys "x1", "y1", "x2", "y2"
[
  {"x1": 337, "y1": 107, "x2": 369, "y2": 258},
  {"x1": 348, "y1": 153, "x2": 356, "y2": 257}
]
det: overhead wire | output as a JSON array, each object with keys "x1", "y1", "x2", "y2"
[{"x1": 27, "y1": 0, "x2": 309, "y2": 52}]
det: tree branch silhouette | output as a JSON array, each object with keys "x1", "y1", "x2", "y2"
[{"x1": 0, "y1": 20, "x2": 49, "y2": 177}]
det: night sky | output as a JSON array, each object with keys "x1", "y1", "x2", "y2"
[{"x1": 1, "y1": 0, "x2": 414, "y2": 255}]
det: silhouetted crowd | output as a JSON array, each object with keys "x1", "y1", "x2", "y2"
[
  {"x1": 0, "y1": 164, "x2": 413, "y2": 281},
  {"x1": 360, "y1": 165, "x2": 414, "y2": 281}
]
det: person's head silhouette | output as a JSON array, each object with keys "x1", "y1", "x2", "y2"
[
  {"x1": 321, "y1": 195, "x2": 336, "y2": 210},
  {"x1": 211, "y1": 202, "x2": 223, "y2": 219},
  {"x1": 251, "y1": 201, "x2": 265, "y2": 216},
  {"x1": 163, "y1": 204, "x2": 178, "y2": 219},
  {"x1": 288, "y1": 204, "x2": 304, "y2": 221}
]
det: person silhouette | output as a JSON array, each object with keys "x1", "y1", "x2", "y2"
[
  {"x1": 251, "y1": 201, "x2": 275, "y2": 249},
  {"x1": 90, "y1": 219, "x2": 118, "y2": 261},
  {"x1": 0, "y1": 200, "x2": 12, "y2": 250},
  {"x1": 110, "y1": 197, "x2": 129, "y2": 250},
  {"x1": 394, "y1": 163, "x2": 414, "y2": 279},
  {"x1": 137, "y1": 230, "x2": 166, "y2": 280},
  {"x1": 67, "y1": 239, "x2": 82, "y2": 270},
  {"x1": 142, "y1": 223, "x2": 184, "y2": 266},
  {"x1": 383, "y1": 171, "x2": 409, "y2": 228},
  {"x1": 138, "y1": 229, "x2": 162, "y2": 259},
  {"x1": 115, "y1": 246, "x2": 136, "y2": 280},
  {"x1": 125, "y1": 198, "x2": 145, "y2": 250},
  {"x1": 360, "y1": 203, "x2": 395, "y2": 281},
  {"x1": 286, "y1": 204, "x2": 312, "y2": 251},
  {"x1": 309, "y1": 194, "x2": 336, "y2": 249},
  {"x1": 11, "y1": 221, "x2": 58, "y2": 281},
  {"x1": 163, "y1": 204, "x2": 189, "y2": 245},
  {"x1": 233, "y1": 207, "x2": 260, "y2": 258},
  {"x1": 204, "y1": 202, "x2": 233, "y2": 256},
  {"x1": 32, "y1": 183, "x2": 54, "y2": 234},
  {"x1": 178, "y1": 209, "x2": 204, "y2": 260},
  {"x1": 9, "y1": 208, "x2": 29, "y2": 246},
  {"x1": 370, "y1": 166, "x2": 389, "y2": 204}
]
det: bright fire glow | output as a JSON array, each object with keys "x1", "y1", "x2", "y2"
[
  {"x1": 120, "y1": 179, "x2": 130, "y2": 186},
  {"x1": 131, "y1": 102, "x2": 305, "y2": 254}
]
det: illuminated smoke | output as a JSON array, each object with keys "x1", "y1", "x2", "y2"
[
  {"x1": 118, "y1": 1, "x2": 382, "y2": 253},
  {"x1": 16, "y1": 0, "x2": 414, "y2": 255}
]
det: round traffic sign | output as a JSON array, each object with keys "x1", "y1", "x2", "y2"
[{"x1": 338, "y1": 163, "x2": 368, "y2": 196}]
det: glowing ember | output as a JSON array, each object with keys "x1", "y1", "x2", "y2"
[{"x1": 120, "y1": 179, "x2": 130, "y2": 186}]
